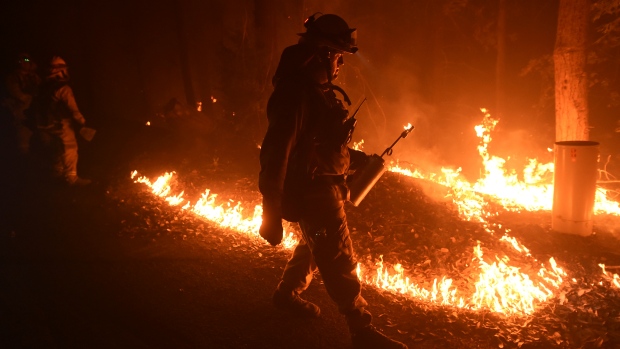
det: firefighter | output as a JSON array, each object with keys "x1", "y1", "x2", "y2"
[
  {"x1": 258, "y1": 13, "x2": 408, "y2": 349},
  {"x1": 1, "y1": 53, "x2": 40, "y2": 160},
  {"x1": 35, "y1": 56, "x2": 91, "y2": 186}
]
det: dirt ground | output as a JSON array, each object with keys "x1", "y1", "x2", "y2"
[{"x1": 2, "y1": 120, "x2": 620, "y2": 349}]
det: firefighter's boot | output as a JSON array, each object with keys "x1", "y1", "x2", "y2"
[
  {"x1": 66, "y1": 175, "x2": 91, "y2": 186},
  {"x1": 272, "y1": 287, "x2": 320, "y2": 318}
]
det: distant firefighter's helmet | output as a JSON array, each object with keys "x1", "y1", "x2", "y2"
[
  {"x1": 299, "y1": 13, "x2": 358, "y2": 54},
  {"x1": 16, "y1": 52, "x2": 36, "y2": 71},
  {"x1": 48, "y1": 56, "x2": 68, "y2": 80},
  {"x1": 17, "y1": 52, "x2": 32, "y2": 64}
]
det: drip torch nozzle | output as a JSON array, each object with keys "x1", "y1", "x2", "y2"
[
  {"x1": 401, "y1": 124, "x2": 414, "y2": 138},
  {"x1": 380, "y1": 123, "x2": 415, "y2": 158}
]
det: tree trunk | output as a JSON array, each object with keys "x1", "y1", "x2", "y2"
[
  {"x1": 495, "y1": 0, "x2": 506, "y2": 119},
  {"x1": 173, "y1": 0, "x2": 196, "y2": 108},
  {"x1": 430, "y1": 1, "x2": 445, "y2": 106},
  {"x1": 553, "y1": 0, "x2": 590, "y2": 141},
  {"x1": 254, "y1": 0, "x2": 278, "y2": 88}
]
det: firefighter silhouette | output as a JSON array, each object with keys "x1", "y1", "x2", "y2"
[{"x1": 258, "y1": 13, "x2": 408, "y2": 349}]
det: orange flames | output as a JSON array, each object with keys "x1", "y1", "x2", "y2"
[
  {"x1": 599, "y1": 264, "x2": 620, "y2": 288},
  {"x1": 130, "y1": 170, "x2": 298, "y2": 249},
  {"x1": 130, "y1": 108, "x2": 620, "y2": 316},
  {"x1": 353, "y1": 241, "x2": 566, "y2": 315},
  {"x1": 391, "y1": 109, "x2": 620, "y2": 216}
]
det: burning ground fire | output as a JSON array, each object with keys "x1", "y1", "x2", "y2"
[{"x1": 131, "y1": 108, "x2": 620, "y2": 317}]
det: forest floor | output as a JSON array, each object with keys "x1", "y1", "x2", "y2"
[{"x1": 1, "y1": 119, "x2": 620, "y2": 349}]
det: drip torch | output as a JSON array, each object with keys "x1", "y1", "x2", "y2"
[{"x1": 348, "y1": 123, "x2": 414, "y2": 206}]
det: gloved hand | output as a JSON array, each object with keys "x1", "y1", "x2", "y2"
[
  {"x1": 259, "y1": 215, "x2": 283, "y2": 246},
  {"x1": 348, "y1": 148, "x2": 369, "y2": 172}
]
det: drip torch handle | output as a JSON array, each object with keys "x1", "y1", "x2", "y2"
[{"x1": 380, "y1": 125, "x2": 415, "y2": 158}]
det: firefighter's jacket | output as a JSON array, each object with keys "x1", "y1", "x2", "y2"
[
  {"x1": 259, "y1": 43, "x2": 365, "y2": 223},
  {"x1": 37, "y1": 79, "x2": 85, "y2": 128},
  {"x1": 2, "y1": 69, "x2": 40, "y2": 119}
]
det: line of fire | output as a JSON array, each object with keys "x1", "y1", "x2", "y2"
[
  {"x1": 131, "y1": 108, "x2": 620, "y2": 346},
  {"x1": 128, "y1": 118, "x2": 620, "y2": 348}
]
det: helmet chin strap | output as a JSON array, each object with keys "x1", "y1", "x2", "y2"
[
  {"x1": 329, "y1": 84, "x2": 351, "y2": 106},
  {"x1": 319, "y1": 48, "x2": 333, "y2": 85}
]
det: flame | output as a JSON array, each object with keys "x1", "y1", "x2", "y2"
[
  {"x1": 470, "y1": 245, "x2": 565, "y2": 314},
  {"x1": 358, "y1": 255, "x2": 464, "y2": 308},
  {"x1": 500, "y1": 235, "x2": 531, "y2": 256},
  {"x1": 132, "y1": 171, "x2": 297, "y2": 250},
  {"x1": 352, "y1": 139, "x2": 364, "y2": 151},
  {"x1": 594, "y1": 188, "x2": 620, "y2": 215},
  {"x1": 132, "y1": 170, "x2": 565, "y2": 315},
  {"x1": 384, "y1": 108, "x2": 620, "y2": 314},
  {"x1": 390, "y1": 109, "x2": 620, "y2": 217},
  {"x1": 599, "y1": 264, "x2": 620, "y2": 288},
  {"x1": 130, "y1": 108, "x2": 620, "y2": 316}
]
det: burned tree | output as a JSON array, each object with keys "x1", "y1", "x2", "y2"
[{"x1": 554, "y1": 0, "x2": 590, "y2": 141}]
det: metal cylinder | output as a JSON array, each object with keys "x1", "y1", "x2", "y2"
[
  {"x1": 552, "y1": 141, "x2": 599, "y2": 236},
  {"x1": 348, "y1": 154, "x2": 386, "y2": 207}
]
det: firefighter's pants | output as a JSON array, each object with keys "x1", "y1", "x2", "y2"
[
  {"x1": 3, "y1": 106, "x2": 32, "y2": 155},
  {"x1": 279, "y1": 179, "x2": 368, "y2": 315},
  {"x1": 38, "y1": 119, "x2": 79, "y2": 180}
]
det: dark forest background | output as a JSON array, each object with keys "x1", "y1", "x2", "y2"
[{"x1": 1, "y1": 0, "x2": 619, "y2": 181}]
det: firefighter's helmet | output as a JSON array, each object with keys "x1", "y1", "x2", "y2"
[
  {"x1": 299, "y1": 13, "x2": 358, "y2": 54},
  {"x1": 17, "y1": 53, "x2": 32, "y2": 65},
  {"x1": 16, "y1": 53, "x2": 36, "y2": 71},
  {"x1": 48, "y1": 56, "x2": 68, "y2": 80}
]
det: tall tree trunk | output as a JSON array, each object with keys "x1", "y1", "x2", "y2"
[
  {"x1": 254, "y1": 0, "x2": 278, "y2": 89},
  {"x1": 554, "y1": 0, "x2": 590, "y2": 141},
  {"x1": 430, "y1": 2, "x2": 445, "y2": 106},
  {"x1": 495, "y1": 0, "x2": 506, "y2": 119},
  {"x1": 173, "y1": 0, "x2": 196, "y2": 108}
]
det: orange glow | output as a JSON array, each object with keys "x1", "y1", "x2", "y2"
[
  {"x1": 131, "y1": 170, "x2": 297, "y2": 249},
  {"x1": 131, "y1": 108, "x2": 620, "y2": 316},
  {"x1": 352, "y1": 139, "x2": 364, "y2": 151},
  {"x1": 131, "y1": 169, "x2": 567, "y2": 315},
  {"x1": 599, "y1": 264, "x2": 620, "y2": 288},
  {"x1": 390, "y1": 109, "x2": 620, "y2": 217}
]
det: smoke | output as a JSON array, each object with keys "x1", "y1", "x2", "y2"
[{"x1": 594, "y1": 215, "x2": 620, "y2": 239}]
